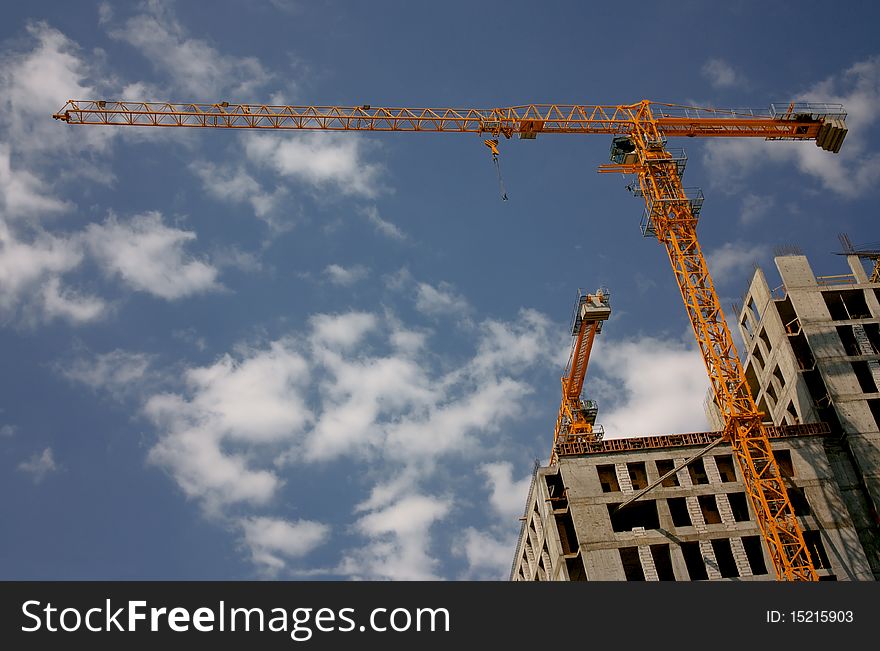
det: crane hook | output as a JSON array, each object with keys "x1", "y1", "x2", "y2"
[{"x1": 483, "y1": 139, "x2": 508, "y2": 201}]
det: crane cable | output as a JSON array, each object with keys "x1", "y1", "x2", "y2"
[{"x1": 484, "y1": 138, "x2": 508, "y2": 201}]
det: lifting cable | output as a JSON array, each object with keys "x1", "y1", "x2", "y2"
[{"x1": 484, "y1": 138, "x2": 508, "y2": 201}]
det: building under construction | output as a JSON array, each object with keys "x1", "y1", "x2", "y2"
[
  {"x1": 511, "y1": 250, "x2": 880, "y2": 581},
  {"x1": 54, "y1": 89, "x2": 860, "y2": 581}
]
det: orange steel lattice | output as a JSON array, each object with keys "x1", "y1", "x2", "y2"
[
  {"x1": 54, "y1": 97, "x2": 848, "y2": 581},
  {"x1": 550, "y1": 289, "x2": 611, "y2": 464}
]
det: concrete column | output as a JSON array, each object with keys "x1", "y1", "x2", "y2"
[
  {"x1": 669, "y1": 545, "x2": 690, "y2": 581},
  {"x1": 704, "y1": 456, "x2": 723, "y2": 484},
  {"x1": 633, "y1": 527, "x2": 659, "y2": 581},
  {"x1": 715, "y1": 493, "x2": 736, "y2": 529},
  {"x1": 699, "y1": 539, "x2": 722, "y2": 580},
  {"x1": 615, "y1": 463, "x2": 634, "y2": 492},
  {"x1": 730, "y1": 537, "x2": 753, "y2": 577}
]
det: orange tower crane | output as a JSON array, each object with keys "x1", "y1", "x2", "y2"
[
  {"x1": 53, "y1": 98, "x2": 848, "y2": 581},
  {"x1": 550, "y1": 288, "x2": 611, "y2": 465}
]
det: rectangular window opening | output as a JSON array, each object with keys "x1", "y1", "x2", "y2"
[
  {"x1": 852, "y1": 361, "x2": 879, "y2": 394},
  {"x1": 823, "y1": 292, "x2": 849, "y2": 321},
  {"x1": 786, "y1": 401, "x2": 799, "y2": 425},
  {"x1": 837, "y1": 325, "x2": 860, "y2": 356},
  {"x1": 688, "y1": 458, "x2": 710, "y2": 485},
  {"x1": 772, "y1": 364, "x2": 786, "y2": 390},
  {"x1": 714, "y1": 455, "x2": 737, "y2": 483},
  {"x1": 765, "y1": 382, "x2": 778, "y2": 406},
  {"x1": 787, "y1": 486, "x2": 811, "y2": 517},
  {"x1": 698, "y1": 495, "x2": 722, "y2": 525},
  {"x1": 869, "y1": 399, "x2": 880, "y2": 432},
  {"x1": 727, "y1": 492, "x2": 751, "y2": 522},
  {"x1": 791, "y1": 333, "x2": 816, "y2": 371},
  {"x1": 864, "y1": 323, "x2": 880, "y2": 354},
  {"x1": 711, "y1": 538, "x2": 740, "y2": 578},
  {"x1": 554, "y1": 510, "x2": 579, "y2": 555},
  {"x1": 804, "y1": 530, "x2": 831, "y2": 570},
  {"x1": 545, "y1": 473, "x2": 567, "y2": 509},
  {"x1": 667, "y1": 497, "x2": 692, "y2": 528},
  {"x1": 680, "y1": 542, "x2": 708, "y2": 581},
  {"x1": 747, "y1": 297, "x2": 760, "y2": 327},
  {"x1": 655, "y1": 459, "x2": 680, "y2": 487},
  {"x1": 627, "y1": 462, "x2": 648, "y2": 491},
  {"x1": 618, "y1": 547, "x2": 645, "y2": 581},
  {"x1": 740, "y1": 315, "x2": 753, "y2": 340},
  {"x1": 775, "y1": 296, "x2": 797, "y2": 333},
  {"x1": 745, "y1": 363, "x2": 760, "y2": 400},
  {"x1": 596, "y1": 464, "x2": 620, "y2": 493},
  {"x1": 608, "y1": 501, "x2": 660, "y2": 533},
  {"x1": 565, "y1": 555, "x2": 588, "y2": 581},
  {"x1": 759, "y1": 328, "x2": 772, "y2": 355},
  {"x1": 742, "y1": 536, "x2": 768, "y2": 575},
  {"x1": 753, "y1": 344, "x2": 765, "y2": 371},
  {"x1": 774, "y1": 449, "x2": 795, "y2": 478},
  {"x1": 650, "y1": 544, "x2": 676, "y2": 581}
]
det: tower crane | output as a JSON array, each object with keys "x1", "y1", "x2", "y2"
[
  {"x1": 54, "y1": 98, "x2": 849, "y2": 581},
  {"x1": 550, "y1": 288, "x2": 611, "y2": 466}
]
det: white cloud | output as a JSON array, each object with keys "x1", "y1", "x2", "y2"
[
  {"x1": 704, "y1": 56, "x2": 880, "y2": 198},
  {"x1": 705, "y1": 241, "x2": 769, "y2": 284},
  {"x1": 739, "y1": 193, "x2": 775, "y2": 225},
  {"x1": 323, "y1": 263, "x2": 368, "y2": 286},
  {"x1": 190, "y1": 161, "x2": 289, "y2": 229},
  {"x1": 0, "y1": 220, "x2": 87, "y2": 324},
  {"x1": 245, "y1": 133, "x2": 384, "y2": 199},
  {"x1": 481, "y1": 462, "x2": 532, "y2": 520},
  {"x1": 457, "y1": 527, "x2": 517, "y2": 580},
  {"x1": 85, "y1": 212, "x2": 220, "y2": 300},
  {"x1": 239, "y1": 516, "x2": 328, "y2": 573},
  {"x1": 470, "y1": 308, "x2": 557, "y2": 378},
  {"x1": 308, "y1": 311, "x2": 377, "y2": 351},
  {"x1": 701, "y1": 58, "x2": 746, "y2": 89},
  {"x1": 0, "y1": 145, "x2": 71, "y2": 219},
  {"x1": 0, "y1": 22, "x2": 112, "y2": 157},
  {"x1": 106, "y1": 0, "x2": 271, "y2": 98},
  {"x1": 40, "y1": 277, "x2": 107, "y2": 324},
  {"x1": 306, "y1": 349, "x2": 437, "y2": 461},
  {"x1": 592, "y1": 336, "x2": 710, "y2": 438},
  {"x1": 134, "y1": 299, "x2": 559, "y2": 573},
  {"x1": 18, "y1": 447, "x2": 58, "y2": 482},
  {"x1": 362, "y1": 206, "x2": 405, "y2": 240},
  {"x1": 341, "y1": 494, "x2": 452, "y2": 580},
  {"x1": 60, "y1": 349, "x2": 153, "y2": 397},
  {"x1": 172, "y1": 327, "x2": 207, "y2": 351},
  {"x1": 146, "y1": 400, "x2": 282, "y2": 512},
  {"x1": 144, "y1": 340, "x2": 312, "y2": 513},
  {"x1": 186, "y1": 345, "x2": 312, "y2": 443},
  {"x1": 0, "y1": 424, "x2": 16, "y2": 437},
  {"x1": 415, "y1": 281, "x2": 470, "y2": 317}
]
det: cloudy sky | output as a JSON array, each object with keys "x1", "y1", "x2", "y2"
[{"x1": 1, "y1": 0, "x2": 877, "y2": 580}]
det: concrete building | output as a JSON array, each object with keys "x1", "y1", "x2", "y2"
[{"x1": 511, "y1": 252, "x2": 880, "y2": 581}]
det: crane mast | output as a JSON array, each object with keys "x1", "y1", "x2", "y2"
[
  {"x1": 54, "y1": 97, "x2": 849, "y2": 581},
  {"x1": 551, "y1": 289, "x2": 611, "y2": 465}
]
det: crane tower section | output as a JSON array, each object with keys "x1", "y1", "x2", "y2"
[
  {"x1": 600, "y1": 108, "x2": 819, "y2": 580},
  {"x1": 551, "y1": 289, "x2": 610, "y2": 464}
]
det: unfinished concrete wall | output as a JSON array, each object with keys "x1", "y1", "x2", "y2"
[
  {"x1": 775, "y1": 255, "x2": 880, "y2": 534},
  {"x1": 512, "y1": 434, "x2": 876, "y2": 581}
]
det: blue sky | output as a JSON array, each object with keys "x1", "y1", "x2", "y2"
[{"x1": 1, "y1": 0, "x2": 877, "y2": 580}]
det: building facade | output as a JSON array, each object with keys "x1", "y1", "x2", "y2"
[{"x1": 512, "y1": 252, "x2": 880, "y2": 581}]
